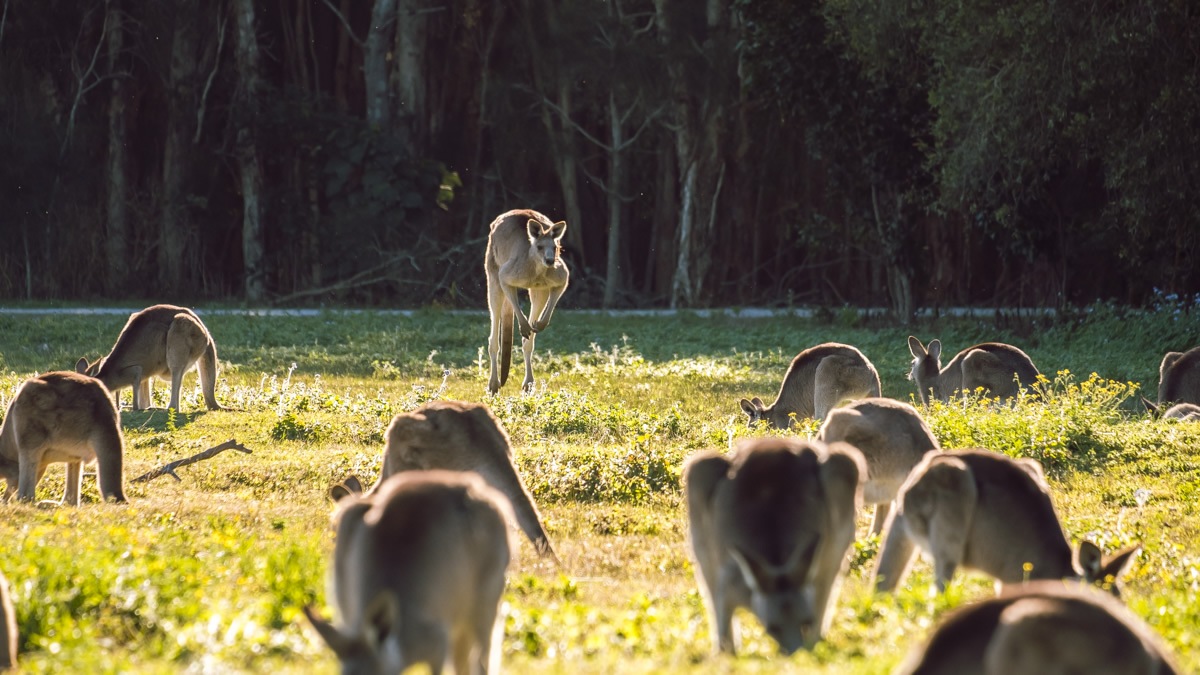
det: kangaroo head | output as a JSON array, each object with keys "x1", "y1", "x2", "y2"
[
  {"x1": 738, "y1": 397, "x2": 768, "y2": 428},
  {"x1": 730, "y1": 537, "x2": 822, "y2": 655},
  {"x1": 907, "y1": 337, "x2": 942, "y2": 404},
  {"x1": 1075, "y1": 541, "x2": 1140, "y2": 597},
  {"x1": 526, "y1": 218, "x2": 566, "y2": 266},
  {"x1": 304, "y1": 593, "x2": 401, "y2": 675}
]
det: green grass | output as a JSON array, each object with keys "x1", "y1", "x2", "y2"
[{"x1": 0, "y1": 306, "x2": 1197, "y2": 672}]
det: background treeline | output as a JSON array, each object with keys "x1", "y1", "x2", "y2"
[{"x1": 1, "y1": 0, "x2": 1197, "y2": 311}]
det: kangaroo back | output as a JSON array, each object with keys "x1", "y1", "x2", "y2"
[
  {"x1": 372, "y1": 400, "x2": 557, "y2": 563},
  {"x1": 1159, "y1": 346, "x2": 1200, "y2": 406},
  {"x1": 0, "y1": 371, "x2": 126, "y2": 505},
  {"x1": 897, "y1": 581, "x2": 1181, "y2": 675}
]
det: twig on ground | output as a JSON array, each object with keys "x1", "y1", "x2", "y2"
[{"x1": 132, "y1": 438, "x2": 252, "y2": 484}]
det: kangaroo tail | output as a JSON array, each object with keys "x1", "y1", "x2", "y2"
[
  {"x1": 200, "y1": 338, "x2": 222, "y2": 410},
  {"x1": 499, "y1": 300, "x2": 514, "y2": 388}
]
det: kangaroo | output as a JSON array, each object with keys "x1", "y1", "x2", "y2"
[
  {"x1": 0, "y1": 570, "x2": 15, "y2": 670},
  {"x1": 0, "y1": 371, "x2": 126, "y2": 505},
  {"x1": 816, "y1": 397, "x2": 940, "y2": 535},
  {"x1": 739, "y1": 343, "x2": 881, "y2": 428},
  {"x1": 334, "y1": 400, "x2": 557, "y2": 563},
  {"x1": 874, "y1": 449, "x2": 1138, "y2": 595},
  {"x1": 305, "y1": 470, "x2": 513, "y2": 675},
  {"x1": 485, "y1": 209, "x2": 570, "y2": 394},
  {"x1": 684, "y1": 437, "x2": 865, "y2": 654},
  {"x1": 76, "y1": 304, "x2": 223, "y2": 412},
  {"x1": 895, "y1": 580, "x2": 1181, "y2": 675},
  {"x1": 907, "y1": 336, "x2": 1040, "y2": 406},
  {"x1": 1143, "y1": 347, "x2": 1200, "y2": 417}
]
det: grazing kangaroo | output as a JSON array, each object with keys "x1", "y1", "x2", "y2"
[
  {"x1": 874, "y1": 449, "x2": 1138, "y2": 595},
  {"x1": 895, "y1": 580, "x2": 1181, "y2": 675},
  {"x1": 907, "y1": 336, "x2": 1039, "y2": 406},
  {"x1": 76, "y1": 304, "x2": 223, "y2": 412},
  {"x1": 684, "y1": 437, "x2": 865, "y2": 654},
  {"x1": 0, "y1": 371, "x2": 127, "y2": 505},
  {"x1": 0, "y1": 570, "x2": 15, "y2": 670},
  {"x1": 1143, "y1": 347, "x2": 1200, "y2": 417},
  {"x1": 485, "y1": 209, "x2": 570, "y2": 394},
  {"x1": 817, "y1": 397, "x2": 940, "y2": 535},
  {"x1": 740, "y1": 343, "x2": 881, "y2": 428},
  {"x1": 335, "y1": 400, "x2": 557, "y2": 563},
  {"x1": 305, "y1": 470, "x2": 513, "y2": 675}
]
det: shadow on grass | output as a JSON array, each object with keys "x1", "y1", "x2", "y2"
[{"x1": 120, "y1": 408, "x2": 207, "y2": 433}]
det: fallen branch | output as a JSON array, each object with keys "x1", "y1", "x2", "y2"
[{"x1": 132, "y1": 438, "x2": 252, "y2": 484}]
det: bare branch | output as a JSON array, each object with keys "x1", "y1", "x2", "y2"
[
  {"x1": 194, "y1": 13, "x2": 228, "y2": 144},
  {"x1": 60, "y1": 3, "x2": 109, "y2": 157},
  {"x1": 132, "y1": 439, "x2": 252, "y2": 484},
  {"x1": 0, "y1": 0, "x2": 10, "y2": 52},
  {"x1": 321, "y1": 0, "x2": 365, "y2": 48}
]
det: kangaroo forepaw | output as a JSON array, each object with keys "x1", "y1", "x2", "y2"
[
  {"x1": 530, "y1": 319, "x2": 548, "y2": 333},
  {"x1": 519, "y1": 323, "x2": 533, "y2": 340}
]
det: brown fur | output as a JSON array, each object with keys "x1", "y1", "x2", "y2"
[
  {"x1": 896, "y1": 580, "x2": 1180, "y2": 675},
  {"x1": 338, "y1": 400, "x2": 556, "y2": 563},
  {"x1": 305, "y1": 471, "x2": 513, "y2": 675},
  {"x1": 76, "y1": 304, "x2": 223, "y2": 411},
  {"x1": 0, "y1": 371, "x2": 126, "y2": 505},
  {"x1": 0, "y1": 570, "x2": 15, "y2": 670},
  {"x1": 740, "y1": 343, "x2": 881, "y2": 428},
  {"x1": 907, "y1": 336, "x2": 1040, "y2": 406},
  {"x1": 684, "y1": 438, "x2": 864, "y2": 654},
  {"x1": 874, "y1": 449, "x2": 1138, "y2": 595},
  {"x1": 485, "y1": 209, "x2": 570, "y2": 394},
  {"x1": 1155, "y1": 346, "x2": 1200, "y2": 409},
  {"x1": 816, "y1": 397, "x2": 940, "y2": 535}
]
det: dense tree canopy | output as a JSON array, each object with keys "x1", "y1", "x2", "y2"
[{"x1": 0, "y1": 0, "x2": 1196, "y2": 309}]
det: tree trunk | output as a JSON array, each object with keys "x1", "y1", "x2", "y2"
[
  {"x1": 392, "y1": 0, "x2": 425, "y2": 155},
  {"x1": 870, "y1": 183, "x2": 914, "y2": 321},
  {"x1": 161, "y1": 0, "x2": 200, "y2": 296},
  {"x1": 364, "y1": 0, "x2": 397, "y2": 129},
  {"x1": 233, "y1": 0, "x2": 265, "y2": 302},
  {"x1": 333, "y1": 0, "x2": 351, "y2": 113},
  {"x1": 603, "y1": 90, "x2": 623, "y2": 308},
  {"x1": 105, "y1": 0, "x2": 128, "y2": 295}
]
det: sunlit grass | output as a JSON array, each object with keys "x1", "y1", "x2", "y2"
[{"x1": 0, "y1": 308, "x2": 1195, "y2": 671}]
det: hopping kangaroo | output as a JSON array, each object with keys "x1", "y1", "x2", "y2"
[
  {"x1": 485, "y1": 209, "x2": 569, "y2": 394},
  {"x1": 874, "y1": 449, "x2": 1138, "y2": 595},
  {"x1": 817, "y1": 398, "x2": 940, "y2": 535},
  {"x1": 0, "y1": 570, "x2": 15, "y2": 670},
  {"x1": 1143, "y1": 346, "x2": 1200, "y2": 417},
  {"x1": 333, "y1": 400, "x2": 557, "y2": 563},
  {"x1": 76, "y1": 304, "x2": 223, "y2": 411},
  {"x1": 740, "y1": 343, "x2": 881, "y2": 428},
  {"x1": 895, "y1": 580, "x2": 1181, "y2": 675},
  {"x1": 0, "y1": 371, "x2": 127, "y2": 505},
  {"x1": 684, "y1": 438, "x2": 865, "y2": 654},
  {"x1": 306, "y1": 471, "x2": 513, "y2": 675},
  {"x1": 907, "y1": 336, "x2": 1039, "y2": 406}
]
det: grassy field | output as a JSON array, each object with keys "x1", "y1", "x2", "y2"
[{"x1": 0, "y1": 304, "x2": 1197, "y2": 673}]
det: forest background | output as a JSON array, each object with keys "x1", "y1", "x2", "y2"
[{"x1": 2, "y1": 0, "x2": 1198, "y2": 313}]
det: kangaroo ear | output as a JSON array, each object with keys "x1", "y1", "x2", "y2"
[
  {"x1": 364, "y1": 591, "x2": 400, "y2": 648},
  {"x1": 75, "y1": 357, "x2": 89, "y2": 374},
  {"x1": 329, "y1": 483, "x2": 353, "y2": 503},
  {"x1": 342, "y1": 475, "x2": 364, "y2": 494},
  {"x1": 1142, "y1": 396, "x2": 1160, "y2": 417},
  {"x1": 926, "y1": 339, "x2": 942, "y2": 361},
  {"x1": 907, "y1": 336, "x2": 925, "y2": 358},
  {"x1": 750, "y1": 396, "x2": 765, "y2": 409},
  {"x1": 304, "y1": 605, "x2": 356, "y2": 656},
  {"x1": 1076, "y1": 540, "x2": 1103, "y2": 580},
  {"x1": 526, "y1": 218, "x2": 542, "y2": 241},
  {"x1": 550, "y1": 220, "x2": 567, "y2": 240},
  {"x1": 739, "y1": 398, "x2": 756, "y2": 415},
  {"x1": 1098, "y1": 543, "x2": 1140, "y2": 590}
]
